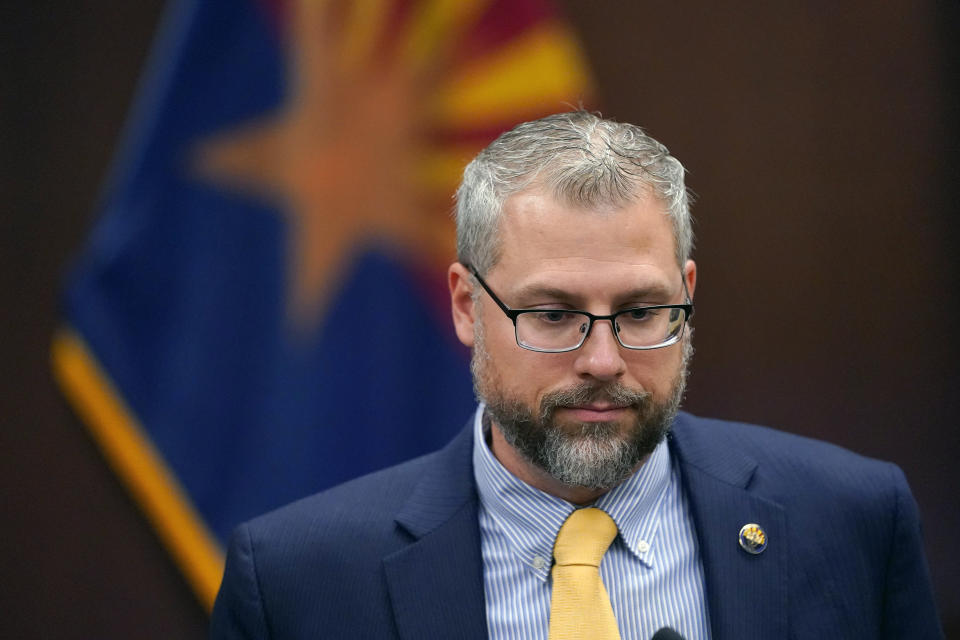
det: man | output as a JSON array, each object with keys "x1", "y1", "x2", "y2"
[{"x1": 210, "y1": 112, "x2": 942, "y2": 639}]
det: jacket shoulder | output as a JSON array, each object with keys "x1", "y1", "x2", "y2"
[
  {"x1": 211, "y1": 441, "x2": 469, "y2": 638},
  {"x1": 245, "y1": 447, "x2": 440, "y2": 546},
  {"x1": 211, "y1": 419, "x2": 482, "y2": 638},
  {"x1": 671, "y1": 412, "x2": 906, "y2": 501},
  {"x1": 670, "y1": 413, "x2": 942, "y2": 639}
]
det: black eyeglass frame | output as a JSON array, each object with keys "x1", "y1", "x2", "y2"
[{"x1": 466, "y1": 265, "x2": 694, "y2": 353}]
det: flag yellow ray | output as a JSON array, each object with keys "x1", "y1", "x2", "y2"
[
  {"x1": 401, "y1": 0, "x2": 490, "y2": 70},
  {"x1": 430, "y1": 21, "x2": 593, "y2": 128}
]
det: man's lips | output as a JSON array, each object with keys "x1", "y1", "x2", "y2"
[{"x1": 558, "y1": 404, "x2": 632, "y2": 422}]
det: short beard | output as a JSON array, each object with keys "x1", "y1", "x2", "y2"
[{"x1": 472, "y1": 322, "x2": 692, "y2": 491}]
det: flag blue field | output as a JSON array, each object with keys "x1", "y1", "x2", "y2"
[{"x1": 53, "y1": 0, "x2": 593, "y2": 608}]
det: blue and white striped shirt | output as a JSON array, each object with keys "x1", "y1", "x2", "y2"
[{"x1": 472, "y1": 404, "x2": 711, "y2": 640}]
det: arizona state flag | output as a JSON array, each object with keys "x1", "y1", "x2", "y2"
[{"x1": 53, "y1": 0, "x2": 592, "y2": 609}]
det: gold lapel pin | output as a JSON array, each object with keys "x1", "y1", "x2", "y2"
[{"x1": 739, "y1": 523, "x2": 767, "y2": 554}]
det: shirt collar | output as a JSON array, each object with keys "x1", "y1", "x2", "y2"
[{"x1": 472, "y1": 404, "x2": 673, "y2": 582}]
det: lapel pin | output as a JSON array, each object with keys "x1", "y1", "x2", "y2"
[{"x1": 738, "y1": 523, "x2": 767, "y2": 555}]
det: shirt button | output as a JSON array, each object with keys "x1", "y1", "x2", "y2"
[
  {"x1": 532, "y1": 555, "x2": 547, "y2": 570},
  {"x1": 638, "y1": 540, "x2": 650, "y2": 553}
]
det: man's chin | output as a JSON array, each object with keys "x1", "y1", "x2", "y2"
[{"x1": 536, "y1": 425, "x2": 643, "y2": 490}]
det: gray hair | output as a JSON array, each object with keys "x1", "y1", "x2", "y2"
[{"x1": 455, "y1": 111, "x2": 693, "y2": 275}]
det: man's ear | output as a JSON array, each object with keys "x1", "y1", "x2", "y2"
[
  {"x1": 449, "y1": 262, "x2": 477, "y2": 347},
  {"x1": 683, "y1": 259, "x2": 697, "y2": 301}
]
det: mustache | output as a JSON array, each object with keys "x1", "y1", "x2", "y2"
[{"x1": 539, "y1": 383, "x2": 651, "y2": 422}]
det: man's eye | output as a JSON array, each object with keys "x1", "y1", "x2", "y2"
[
  {"x1": 534, "y1": 310, "x2": 576, "y2": 324},
  {"x1": 624, "y1": 308, "x2": 657, "y2": 322}
]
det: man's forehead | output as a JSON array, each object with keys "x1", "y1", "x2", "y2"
[
  {"x1": 499, "y1": 185, "x2": 671, "y2": 235},
  {"x1": 494, "y1": 189, "x2": 678, "y2": 278},
  {"x1": 511, "y1": 257, "x2": 677, "y2": 286}
]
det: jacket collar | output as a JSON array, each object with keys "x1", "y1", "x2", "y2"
[
  {"x1": 385, "y1": 423, "x2": 488, "y2": 640},
  {"x1": 670, "y1": 412, "x2": 788, "y2": 640}
]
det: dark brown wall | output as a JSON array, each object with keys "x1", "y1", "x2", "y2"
[
  {"x1": 3, "y1": 2, "x2": 957, "y2": 637},
  {"x1": 2, "y1": 2, "x2": 208, "y2": 638}
]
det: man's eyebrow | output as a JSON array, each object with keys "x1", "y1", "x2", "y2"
[
  {"x1": 618, "y1": 288, "x2": 676, "y2": 304},
  {"x1": 510, "y1": 282, "x2": 675, "y2": 306},
  {"x1": 512, "y1": 283, "x2": 579, "y2": 302}
]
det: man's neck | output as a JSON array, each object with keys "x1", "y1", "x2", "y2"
[{"x1": 488, "y1": 422, "x2": 645, "y2": 506}]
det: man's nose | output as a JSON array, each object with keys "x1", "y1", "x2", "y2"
[{"x1": 573, "y1": 319, "x2": 626, "y2": 381}]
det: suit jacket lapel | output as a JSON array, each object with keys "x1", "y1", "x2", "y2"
[
  {"x1": 670, "y1": 414, "x2": 788, "y2": 640},
  {"x1": 383, "y1": 425, "x2": 488, "y2": 640}
]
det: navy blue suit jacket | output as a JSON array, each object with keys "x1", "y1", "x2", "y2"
[{"x1": 210, "y1": 412, "x2": 942, "y2": 639}]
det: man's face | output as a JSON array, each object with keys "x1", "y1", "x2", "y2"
[{"x1": 450, "y1": 188, "x2": 696, "y2": 491}]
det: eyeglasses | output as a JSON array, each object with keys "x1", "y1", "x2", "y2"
[{"x1": 467, "y1": 266, "x2": 693, "y2": 353}]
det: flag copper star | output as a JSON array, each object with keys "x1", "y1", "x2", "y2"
[{"x1": 192, "y1": 0, "x2": 478, "y2": 328}]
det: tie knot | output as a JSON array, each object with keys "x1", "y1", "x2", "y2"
[{"x1": 552, "y1": 508, "x2": 618, "y2": 567}]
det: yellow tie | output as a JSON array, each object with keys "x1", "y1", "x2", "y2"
[{"x1": 548, "y1": 508, "x2": 621, "y2": 640}]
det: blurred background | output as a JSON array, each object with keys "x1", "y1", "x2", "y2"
[{"x1": 2, "y1": 1, "x2": 958, "y2": 637}]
